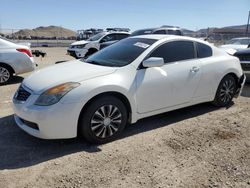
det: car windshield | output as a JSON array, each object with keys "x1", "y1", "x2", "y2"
[
  {"x1": 87, "y1": 32, "x2": 106, "y2": 41},
  {"x1": 83, "y1": 38, "x2": 157, "y2": 67},
  {"x1": 226, "y1": 38, "x2": 250, "y2": 45}
]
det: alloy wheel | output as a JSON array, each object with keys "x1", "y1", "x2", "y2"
[
  {"x1": 0, "y1": 67, "x2": 10, "y2": 83},
  {"x1": 90, "y1": 105, "x2": 122, "y2": 139},
  {"x1": 219, "y1": 79, "x2": 235, "y2": 103}
]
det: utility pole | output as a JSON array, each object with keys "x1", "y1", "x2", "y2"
[{"x1": 246, "y1": 11, "x2": 250, "y2": 37}]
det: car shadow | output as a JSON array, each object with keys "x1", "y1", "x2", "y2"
[
  {"x1": 0, "y1": 102, "x2": 219, "y2": 170},
  {"x1": 0, "y1": 76, "x2": 23, "y2": 86},
  {"x1": 55, "y1": 60, "x2": 67, "y2": 64}
]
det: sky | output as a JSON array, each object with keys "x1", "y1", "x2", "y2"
[{"x1": 0, "y1": 0, "x2": 249, "y2": 32}]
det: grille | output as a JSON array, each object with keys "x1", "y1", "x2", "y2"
[
  {"x1": 15, "y1": 85, "x2": 31, "y2": 101},
  {"x1": 241, "y1": 63, "x2": 250, "y2": 71},
  {"x1": 20, "y1": 118, "x2": 39, "y2": 130},
  {"x1": 239, "y1": 56, "x2": 250, "y2": 61},
  {"x1": 235, "y1": 54, "x2": 250, "y2": 62}
]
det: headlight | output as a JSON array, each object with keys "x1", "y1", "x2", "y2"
[
  {"x1": 34, "y1": 82, "x2": 80, "y2": 106},
  {"x1": 76, "y1": 44, "x2": 86, "y2": 49}
]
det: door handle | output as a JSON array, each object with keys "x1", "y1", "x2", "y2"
[{"x1": 190, "y1": 66, "x2": 200, "y2": 73}]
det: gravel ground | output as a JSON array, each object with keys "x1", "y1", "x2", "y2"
[{"x1": 0, "y1": 47, "x2": 250, "y2": 188}]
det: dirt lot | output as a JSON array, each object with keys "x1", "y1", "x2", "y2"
[{"x1": 0, "y1": 47, "x2": 250, "y2": 188}]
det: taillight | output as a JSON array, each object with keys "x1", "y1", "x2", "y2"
[{"x1": 16, "y1": 49, "x2": 33, "y2": 57}]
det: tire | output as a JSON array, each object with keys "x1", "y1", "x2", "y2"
[
  {"x1": 213, "y1": 74, "x2": 237, "y2": 107},
  {"x1": 84, "y1": 49, "x2": 98, "y2": 58},
  {"x1": 0, "y1": 65, "x2": 13, "y2": 85},
  {"x1": 79, "y1": 96, "x2": 128, "y2": 144}
]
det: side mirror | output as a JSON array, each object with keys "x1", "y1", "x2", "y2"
[
  {"x1": 247, "y1": 44, "x2": 250, "y2": 48},
  {"x1": 142, "y1": 57, "x2": 164, "y2": 68}
]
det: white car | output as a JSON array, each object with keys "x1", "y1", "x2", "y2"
[
  {"x1": 67, "y1": 31, "x2": 130, "y2": 59},
  {"x1": 219, "y1": 37, "x2": 250, "y2": 54},
  {"x1": 0, "y1": 38, "x2": 35, "y2": 84},
  {"x1": 13, "y1": 35, "x2": 245, "y2": 143}
]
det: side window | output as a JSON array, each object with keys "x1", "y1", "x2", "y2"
[
  {"x1": 116, "y1": 34, "x2": 129, "y2": 40},
  {"x1": 166, "y1": 30, "x2": 182, "y2": 36},
  {"x1": 153, "y1": 30, "x2": 166, "y2": 34},
  {"x1": 150, "y1": 41, "x2": 195, "y2": 63},
  {"x1": 196, "y1": 42, "x2": 212, "y2": 58},
  {"x1": 101, "y1": 34, "x2": 116, "y2": 43},
  {"x1": 167, "y1": 30, "x2": 175, "y2": 35}
]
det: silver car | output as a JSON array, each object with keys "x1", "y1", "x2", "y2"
[{"x1": 0, "y1": 38, "x2": 35, "y2": 84}]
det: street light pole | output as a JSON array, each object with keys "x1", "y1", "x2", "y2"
[{"x1": 246, "y1": 11, "x2": 250, "y2": 37}]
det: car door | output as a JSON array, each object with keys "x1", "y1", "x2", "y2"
[{"x1": 136, "y1": 40, "x2": 202, "y2": 114}]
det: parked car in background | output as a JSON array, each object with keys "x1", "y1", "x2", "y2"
[
  {"x1": 100, "y1": 26, "x2": 183, "y2": 49},
  {"x1": 131, "y1": 26, "x2": 183, "y2": 36},
  {"x1": 13, "y1": 35, "x2": 245, "y2": 144},
  {"x1": 0, "y1": 38, "x2": 35, "y2": 84},
  {"x1": 233, "y1": 48, "x2": 250, "y2": 82},
  {"x1": 67, "y1": 31, "x2": 130, "y2": 59},
  {"x1": 219, "y1": 37, "x2": 250, "y2": 54}
]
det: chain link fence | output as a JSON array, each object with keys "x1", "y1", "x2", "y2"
[
  {"x1": 1, "y1": 28, "x2": 249, "y2": 47},
  {"x1": 0, "y1": 28, "x2": 75, "y2": 47}
]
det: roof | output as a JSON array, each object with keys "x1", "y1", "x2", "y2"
[
  {"x1": 106, "y1": 31, "x2": 130, "y2": 34},
  {"x1": 130, "y1": 34, "x2": 213, "y2": 46},
  {"x1": 131, "y1": 34, "x2": 175, "y2": 40}
]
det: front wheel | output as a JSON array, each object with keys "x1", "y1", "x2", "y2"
[
  {"x1": 0, "y1": 66, "x2": 12, "y2": 85},
  {"x1": 213, "y1": 75, "x2": 237, "y2": 107},
  {"x1": 79, "y1": 96, "x2": 128, "y2": 144}
]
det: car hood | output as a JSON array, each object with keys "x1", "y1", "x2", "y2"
[
  {"x1": 23, "y1": 60, "x2": 117, "y2": 94},
  {"x1": 234, "y1": 48, "x2": 250, "y2": 55},
  {"x1": 219, "y1": 44, "x2": 248, "y2": 51},
  {"x1": 71, "y1": 40, "x2": 89, "y2": 46}
]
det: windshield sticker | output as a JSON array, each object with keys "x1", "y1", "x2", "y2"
[{"x1": 134, "y1": 42, "x2": 150, "y2": 49}]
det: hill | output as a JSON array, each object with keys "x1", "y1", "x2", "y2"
[{"x1": 13, "y1": 26, "x2": 76, "y2": 39}]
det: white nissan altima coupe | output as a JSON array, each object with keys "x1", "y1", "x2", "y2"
[{"x1": 13, "y1": 35, "x2": 245, "y2": 143}]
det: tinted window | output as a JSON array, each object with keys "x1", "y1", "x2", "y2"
[
  {"x1": 85, "y1": 38, "x2": 156, "y2": 67},
  {"x1": 153, "y1": 30, "x2": 166, "y2": 34},
  {"x1": 116, "y1": 34, "x2": 129, "y2": 40},
  {"x1": 101, "y1": 34, "x2": 116, "y2": 42},
  {"x1": 196, "y1": 42, "x2": 212, "y2": 58},
  {"x1": 131, "y1": 29, "x2": 154, "y2": 36},
  {"x1": 87, "y1": 32, "x2": 106, "y2": 41},
  {"x1": 175, "y1": 30, "x2": 182, "y2": 36},
  {"x1": 150, "y1": 41, "x2": 195, "y2": 63}
]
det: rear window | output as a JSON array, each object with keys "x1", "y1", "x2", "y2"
[{"x1": 196, "y1": 42, "x2": 212, "y2": 58}]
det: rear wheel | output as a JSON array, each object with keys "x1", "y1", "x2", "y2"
[
  {"x1": 213, "y1": 75, "x2": 237, "y2": 107},
  {"x1": 79, "y1": 96, "x2": 128, "y2": 144},
  {"x1": 0, "y1": 65, "x2": 12, "y2": 84}
]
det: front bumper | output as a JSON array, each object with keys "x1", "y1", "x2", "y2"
[
  {"x1": 67, "y1": 49, "x2": 88, "y2": 59},
  {"x1": 235, "y1": 74, "x2": 246, "y2": 97},
  {"x1": 13, "y1": 94, "x2": 83, "y2": 139}
]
